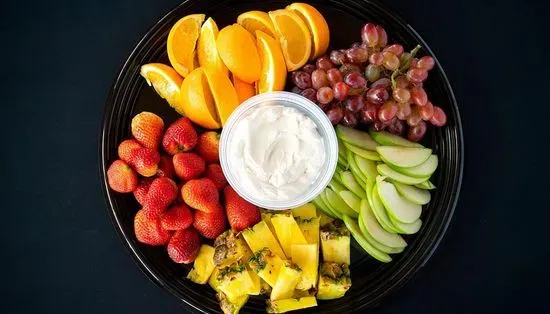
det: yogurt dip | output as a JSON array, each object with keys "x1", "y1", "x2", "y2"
[{"x1": 227, "y1": 104, "x2": 326, "y2": 201}]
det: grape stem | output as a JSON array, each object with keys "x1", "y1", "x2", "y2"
[{"x1": 391, "y1": 44, "x2": 422, "y2": 88}]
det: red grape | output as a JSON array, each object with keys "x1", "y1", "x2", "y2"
[
  {"x1": 327, "y1": 107, "x2": 344, "y2": 125},
  {"x1": 330, "y1": 50, "x2": 347, "y2": 65},
  {"x1": 430, "y1": 106, "x2": 447, "y2": 126},
  {"x1": 408, "y1": 120, "x2": 427, "y2": 142},
  {"x1": 361, "y1": 23, "x2": 379, "y2": 47},
  {"x1": 393, "y1": 88, "x2": 411, "y2": 103},
  {"x1": 360, "y1": 103, "x2": 378, "y2": 123},
  {"x1": 311, "y1": 69, "x2": 329, "y2": 89},
  {"x1": 382, "y1": 51, "x2": 400, "y2": 70},
  {"x1": 316, "y1": 57, "x2": 334, "y2": 70},
  {"x1": 383, "y1": 44, "x2": 404, "y2": 57},
  {"x1": 365, "y1": 86, "x2": 389, "y2": 105},
  {"x1": 300, "y1": 88, "x2": 317, "y2": 103},
  {"x1": 376, "y1": 25, "x2": 388, "y2": 47},
  {"x1": 410, "y1": 86, "x2": 428, "y2": 106},
  {"x1": 396, "y1": 102, "x2": 412, "y2": 120},
  {"x1": 406, "y1": 68, "x2": 428, "y2": 83},
  {"x1": 388, "y1": 119, "x2": 405, "y2": 135},
  {"x1": 339, "y1": 63, "x2": 361, "y2": 76},
  {"x1": 395, "y1": 75, "x2": 410, "y2": 89},
  {"x1": 291, "y1": 86, "x2": 302, "y2": 94},
  {"x1": 378, "y1": 101, "x2": 398, "y2": 122},
  {"x1": 333, "y1": 82, "x2": 350, "y2": 101},
  {"x1": 419, "y1": 100, "x2": 434, "y2": 120},
  {"x1": 327, "y1": 68, "x2": 343, "y2": 86},
  {"x1": 406, "y1": 107, "x2": 422, "y2": 126},
  {"x1": 302, "y1": 64, "x2": 316, "y2": 74},
  {"x1": 410, "y1": 58, "x2": 419, "y2": 68},
  {"x1": 365, "y1": 64, "x2": 382, "y2": 82},
  {"x1": 346, "y1": 47, "x2": 369, "y2": 63},
  {"x1": 369, "y1": 52, "x2": 384, "y2": 66},
  {"x1": 317, "y1": 86, "x2": 334, "y2": 105},
  {"x1": 292, "y1": 71, "x2": 312, "y2": 89},
  {"x1": 345, "y1": 94, "x2": 365, "y2": 112},
  {"x1": 344, "y1": 72, "x2": 367, "y2": 89},
  {"x1": 370, "y1": 77, "x2": 391, "y2": 89},
  {"x1": 372, "y1": 120, "x2": 386, "y2": 131},
  {"x1": 342, "y1": 110, "x2": 358, "y2": 128},
  {"x1": 351, "y1": 42, "x2": 362, "y2": 49},
  {"x1": 417, "y1": 56, "x2": 435, "y2": 70}
]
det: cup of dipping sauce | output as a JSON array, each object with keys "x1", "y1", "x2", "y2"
[{"x1": 220, "y1": 91, "x2": 338, "y2": 210}]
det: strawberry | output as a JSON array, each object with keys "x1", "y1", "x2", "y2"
[
  {"x1": 134, "y1": 209, "x2": 172, "y2": 246},
  {"x1": 131, "y1": 112, "x2": 164, "y2": 149},
  {"x1": 181, "y1": 178, "x2": 219, "y2": 213},
  {"x1": 160, "y1": 203, "x2": 194, "y2": 231},
  {"x1": 162, "y1": 117, "x2": 198, "y2": 155},
  {"x1": 224, "y1": 186, "x2": 261, "y2": 232},
  {"x1": 129, "y1": 148, "x2": 160, "y2": 177},
  {"x1": 173, "y1": 152, "x2": 205, "y2": 181},
  {"x1": 204, "y1": 163, "x2": 228, "y2": 191},
  {"x1": 157, "y1": 154, "x2": 176, "y2": 178},
  {"x1": 143, "y1": 177, "x2": 178, "y2": 219},
  {"x1": 196, "y1": 131, "x2": 220, "y2": 163},
  {"x1": 193, "y1": 204, "x2": 227, "y2": 239},
  {"x1": 107, "y1": 160, "x2": 138, "y2": 193},
  {"x1": 118, "y1": 139, "x2": 142, "y2": 163},
  {"x1": 167, "y1": 228, "x2": 201, "y2": 264},
  {"x1": 133, "y1": 177, "x2": 154, "y2": 205}
]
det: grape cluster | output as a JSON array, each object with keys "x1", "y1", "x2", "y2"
[{"x1": 289, "y1": 23, "x2": 447, "y2": 142}]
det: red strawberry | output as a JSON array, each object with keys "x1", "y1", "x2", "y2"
[
  {"x1": 129, "y1": 148, "x2": 160, "y2": 177},
  {"x1": 181, "y1": 178, "x2": 219, "y2": 213},
  {"x1": 196, "y1": 131, "x2": 220, "y2": 163},
  {"x1": 118, "y1": 139, "x2": 142, "y2": 163},
  {"x1": 131, "y1": 112, "x2": 164, "y2": 149},
  {"x1": 204, "y1": 163, "x2": 228, "y2": 191},
  {"x1": 157, "y1": 154, "x2": 176, "y2": 178},
  {"x1": 134, "y1": 209, "x2": 171, "y2": 246},
  {"x1": 162, "y1": 117, "x2": 198, "y2": 155},
  {"x1": 107, "y1": 160, "x2": 138, "y2": 193},
  {"x1": 224, "y1": 186, "x2": 261, "y2": 232},
  {"x1": 167, "y1": 228, "x2": 201, "y2": 264},
  {"x1": 143, "y1": 177, "x2": 178, "y2": 219},
  {"x1": 193, "y1": 204, "x2": 227, "y2": 239},
  {"x1": 160, "y1": 203, "x2": 194, "y2": 231},
  {"x1": 173, "y1": 152, "x2": 205, "y2": 180},
  {"x1": 133, "y1": 177, "x2": 154, "y2": 205}
]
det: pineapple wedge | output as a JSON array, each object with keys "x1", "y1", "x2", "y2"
[
  {"x1": 247, "y1": 265, "x2": 261, "y2": 295},
  {"x1": 187, "y1": 244, "x2": 216, "y2": 284},
  {"x1": 218, "y1": 262, "x2": 255, "y2": 301},
  {"x1": 297, "y1": 217, "x2": 320, "y2": 245},
  {"x1": 260, "y1": 209, "x2": 280, "y2": 236},
  {"x1": 317, "y1": 262, "x2": 352, "y2": 300},
  {"x1": 320, "y1": 220, "x2": 351, "y2": 265},
  {"x1": 248, "y1": 248, "x2": 285, "y2": 287},
  {"x1": 291, "y1": 244, "x2": 319, "y2": 291},
  {"x1": 266, "y1": 296, "x2": 318, "y2": 313},
  {"x1": 271, "y1": 213, "x2": 308, "y2": 258},
  {"x1": 270, "y1": 261, "x2": 303, "y2": 301},
  {"x1": 213, "y1": 230, "x2": 252, "y2": 267},
  {"x1": 291, "y1": 203, "x2": 317, "y2": 219},
  {"x1": 242, "y1": 221, "x2": 286, "y2": 258},
  {"x1": 209, "y1": 266, "x2": 222, "y2": 291},
  {"x1": 216, "y1": 291, "x2": 249, "y2": 314}
]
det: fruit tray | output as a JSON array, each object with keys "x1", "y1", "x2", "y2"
[{"x1": 99, "y1": 0, "x2": 463, "y2": 313}]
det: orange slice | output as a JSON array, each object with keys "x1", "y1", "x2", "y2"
[
  {"x1": 237, "y1": 10, "x2": 277, "y2": 38},
  {"x1": 179, "y1": 67, "x2": 221, "y2": 129},
  {"x1": 232, "y1": 74, "x2": 256, "y2": 103},
  {"x1": 256, "y1": 30, "x2": 287, "y2": 93},
  {"x1": 140, "y1": 63, "x2": 184, "y2": 110},
  {"x1": 268, "y1": 9, "x2": 312, "y2": 71},
  {"x1": 216, "y1": 24, "x2": 262, "y2": 84},
  {"x1": 286, "y1": 3, "x2": 330, "y2": 60},
  {"x1": 197, "y1": 17, "x2": 228, "y2": 76},
  {"x1": 204, "y1": 66, "x2": 240, "y2": 126},
  {"x1": 167, "y1": 14, "x2": 205, "y2": 77}
]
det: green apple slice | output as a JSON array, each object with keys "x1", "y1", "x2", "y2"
[
  {"x1": 312, "y1": 196, "x2": 336, "y2": 219},
  {"x1": 338, "y1": 137, "x2": 348, "y2": 159},
  {"x1": 355, "y1": 155, "x2": 379, "y2": 181},
  {"x1": 415, "y1": 180, "x2": 437, "y2": 190},
  {"x1": 358, "y1": 215, "x2": 405, "y2": 254},
  {"x1": 347, "y1": 148, "x2": 368, "y2": 184},
  {"x1": 377, "y1": 164, "x2": 430, "y2": 185},
  {"x1": 360, "y1": 199, "x2": 406, "y2": 248},
  {"x1": 340, "y1": 171, "x2": 366, "y2": 199},
  {"x1": 368, "y1": 130, "x2": 424, "y2": 148},
  {"x1": 339, "y1": 191, "x2": 361, "y2": 213},
  {"x1": 337, "y1": 154, "x2": 348, "y2": 169},
  {"x1": 342, "y1": 215, "x2": 391, "y2": 263},
  {"x1": 320, "y1": 190, "x2": 341, "y2": 219},
  {"x1": 370, "y1": 183, "x2": 400, "y2": 233},
  {"x1": 365, "y1": 179, "x2": 376, "y2": 212},
  {"x1": 343, "y1": 143, "x2": 381, "y2": 161},
  {"x1": 376, "y1": 146, "x2": 432, "y2": 168},
  {"x1": 391, "y1": 155, "x2": 438, "y2": 178},
  {"x1": 376, "y1": 178, "x2": 422, "y2": 223},
  {"x1": 336, "y1": 125, "x2": 379, "y2": 150},
  {"x1": 389, "y1": 215, "x2": 422, "y2": 234},
  {"x1": 325, "y1": 188, "x2": 358, "y2": 219},
  {"x1": 393, "y1": 181, "x2": 431, "y2": 205},
  {"x1": 328, "y1": 179, "x2": 346, "y2": 193}
]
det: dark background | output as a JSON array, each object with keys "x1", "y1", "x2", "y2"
[{"x1": 2, "y1": 0, "x2": 548, "y2": 313}]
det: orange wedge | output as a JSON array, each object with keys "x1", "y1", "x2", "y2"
[
  {"x1": 286, "y1": 3, "x2": 330, "y2": 60},
  {"x1": 237, "y1": 10, "x2": 277, "y2": 38},
  {"x1": 197, "y1": 17, "x2": 228, "y2": 77},
  {"x1": 204, "y1": 66, "x2": 240, "y2": 126},
  {"x1": 268, "y1": 9, "x2": 312, "y2": 71},
  {"x1": 216, "y1": 24, "x2": 262, "y2": 84},
  {"x1": 256, "y1": 30, "x2": 287, "y2": 93},
  {"x1": 232, "y1": 74, "x2": 256, "y2": 103},
  {"x1": 179, "y1": 67, "x2": 221, "y2": 129},
  {"x1": 167, "y1": 14, "x2": 205, "y2": 77},
  {"x1": 140, "y1": 63, "x2": 184, "y2": 111}
]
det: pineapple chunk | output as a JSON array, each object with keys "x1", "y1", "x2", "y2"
[
  {"x1": 266, "y1": 296, "x2": 317, "y2": 313},
  {"x1": 216, "y1": 291, "x2": 249, "y2": 314},
  {"x1": 260, "y1": 278, "x2": 272, "y2": 295},
  {"x1": 291, "y1": 203, "x2": 317, "y2": 219},
  {"x1": 320, "y1": 220, "x2": 351, "y2": 265},
  {"x1": 260, "y1": 209, "x2": 280, "y2": 236},
  {"x1": 291, "y1": 244, "x2": 319, "y2": 291},
  {"x1": 209, "y1": 266, "x2": 222, "y2": 291},
  {"x1": 218, "y1": 262, "x2": 255, "y2": 301},
  {"x1": 317, "y1": 262, "x2": 352, "y2": 300},
  {"x1": 247, "y1": 265, "x2": 261, "y2": 295},
  {"x1": 248, "y1": 248, "x2": 284, "y2": 287},
  {"x1": 297, "y1": 217, "x2": 320, "y2": 244},
  {"x1": 242, "y1": 221, "x2": 286, "y2": 258},
  {"x1": 213, "y1": 230, "x2": 252, "y2": 267},
  {"x1": 317, "y1": 210, "x2": 335, "y2": 226},
  {"x1": 270, "y1": 261, "x2": 303, "y2": 301},
  {"x1": 187, "y1": 244, "x2": 216, "y2": 284},
  {"x1": 271, "y1": 213, "x2": 308, "y2": 258}
]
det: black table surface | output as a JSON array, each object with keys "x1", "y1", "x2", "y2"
[{"x1": 2, "y1": 0, "x2": 548, "y2": 313}]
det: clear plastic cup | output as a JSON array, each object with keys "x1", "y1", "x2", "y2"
[{"x1": 219, "y1": 91, "x2": 338, "y2": 210}]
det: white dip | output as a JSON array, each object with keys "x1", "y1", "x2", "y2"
[{"x1": 229, "y1": 104, "x2": 326, "y2": 201}]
